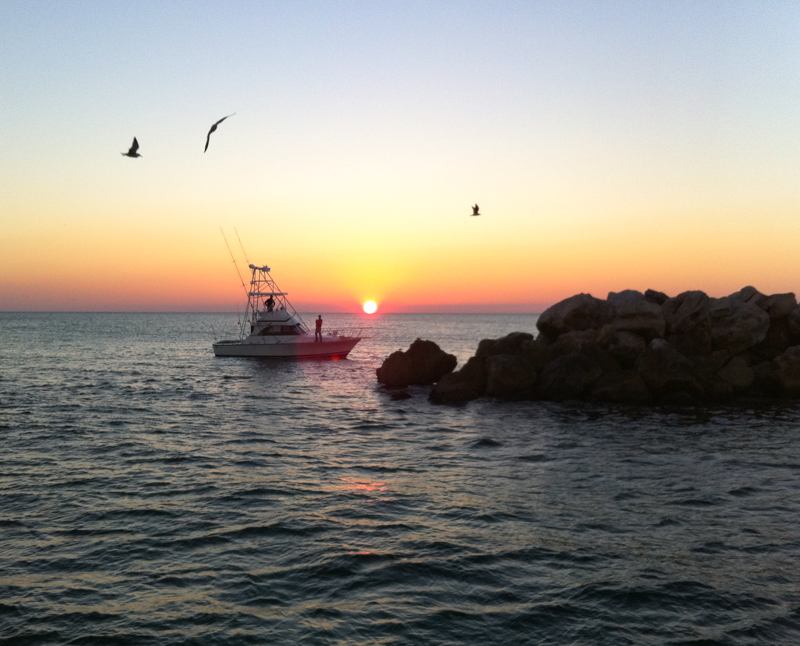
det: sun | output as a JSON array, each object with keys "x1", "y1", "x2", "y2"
[{"x1": 363, "y1": 300, "x2": 378, "y2": 314}]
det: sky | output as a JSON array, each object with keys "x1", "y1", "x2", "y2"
[{"x1": 1, "y1": 0, "x2": 798, "y2": 313}]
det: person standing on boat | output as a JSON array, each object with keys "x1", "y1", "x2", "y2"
[
  {"x1": 265, "y1": 295, "x2": 275, "y2": 312},
  {"x1": 315, "y1": 315, "x2": 323, "y2": 342}
]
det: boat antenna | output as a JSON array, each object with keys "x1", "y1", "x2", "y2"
[
  {"x1": 234, "y1": 227, "x2": 250, "y2": 266},
  {"x1": 220, "y1": 227, "x2": 249, "y2": 301}
]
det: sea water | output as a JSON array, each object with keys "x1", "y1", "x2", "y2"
[{"x1": 1, "y1": 312, "x2": 799, "y2": 645}]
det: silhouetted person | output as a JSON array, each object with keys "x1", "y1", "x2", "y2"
[
  {"x1": 205, "y1": 114, "x2": 235, "y2": 152},
  {"x1": 265, "y1": 296, "x2": 275, "y2": 312},
  {"x1": 122, "y1": 137, "x2": 141, "y2": 158},
  {"x1": 315, "y1": 315, "x2": 323, "y2": 342},
  {"x1": 471, "y1": 204, "x2": 480, "y2": 216}
]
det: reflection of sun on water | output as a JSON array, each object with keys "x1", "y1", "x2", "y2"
[
  {"x1": 338, "y1": 477, "x2": 390, "y2": 502},
  {"x1": 363, "y1": 301, "x2": 378, "y2": 314}
]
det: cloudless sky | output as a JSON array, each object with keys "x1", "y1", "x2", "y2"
[{"x1": 1, "y1": 1, "x2": 798, "y2": 312}]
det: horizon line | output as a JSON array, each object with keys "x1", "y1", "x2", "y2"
[{"x1": 0, "y1": 308, "x2": 546, "y2": 315}]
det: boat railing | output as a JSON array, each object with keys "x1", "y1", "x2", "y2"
[{"x1": 328, "y1": 326, "x2": 371, "y2": 339}]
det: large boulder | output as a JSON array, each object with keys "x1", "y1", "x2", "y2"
[
  {"x1": 607, "y1": 289, "x2": 646, "y2": 309},
  {"x1": 752, "y1": 360, "x2": 783, "y2": 396},
  {"x1": 485, "y1": 355, "x2": 537, "y2": 400},
  {"x1": 608, "y1": 300, "x2": 665, "y2": 340},
  {"x1": 376, "y1": 339, "x2": 457, "y2": 388},
  {"x1": 731, "y1": 286, "x2": 768, "y2": 309},
  {"x1": 662, "y1": 291, "x2": 712, "y2": 355},
  {"x1": 475, "y1": 332, "x2": 534, "y2": 358},
  {"x1": 708, "y1": 297, "x2": 770, "y2": 355},
  {"x1": 429, "y1": 356, "x2": 486, "y2": 405},
  {"x1": 536, "y1": 351, "x2": 604, "y2": 401},
  {"x1": 635, "y1": 339, "x2": 703, "y2": 398},
  {"x1": 549, "y1": 329, "x2": 600, "y2": 357},
  {"x1": 645, "y1": 289, "x2": 669, "y2": 305},
  {"x1": 717, "y1": 356, "x2": 754, "y2": 393},
  {"x1": 590, "y1": 369, "x2": 651, "y2": 404},
  {"x1": 789, "y1": 305, "x2": 800, "y2": 339},
  {"x1": 606, "y1": 330, "x2": 647, "y2": 369},
  {"x1": 519, "y1": 338, "x2": 553, "y2": 371},
  {"x1": 763, "y1": 293, "x2": 797, "y2": 320},
  {"x1": 536, "y1": 293, "x2": 613, "y2": 339},
  {"x1": 775, "y1": 345, "x2": 800, "y2": 397},
  {"x1": 743, "y1": 318, "x2": 795, "y2": 364}
]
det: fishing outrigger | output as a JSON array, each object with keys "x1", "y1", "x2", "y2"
[{"x1": 212, "y1": 263, "x2": 363, "y2": 359}]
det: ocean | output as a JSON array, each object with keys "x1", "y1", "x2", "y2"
[{"x1": 1, "y1": 312, "x2": 799, "y2": 645}]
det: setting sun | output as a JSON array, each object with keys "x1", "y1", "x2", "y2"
[{"x1": 363, "y1": 301, "x2": 378, "y2": 314}]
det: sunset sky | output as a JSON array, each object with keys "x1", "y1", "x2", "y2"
[{"x1": 2, "y1": 1, "x2": 798, "y2": 312}]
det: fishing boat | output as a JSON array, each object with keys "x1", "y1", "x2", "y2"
[{"x1": 213, "y1": 263, "x2": 363, "y2": 359}]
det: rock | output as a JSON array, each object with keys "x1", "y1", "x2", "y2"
[
  {"x1": 707, "y1": 376, "x2": 735, "y2": 401},
  {"x1": 536, "y1": 351, "x2": 604, "y2": 401},
  {"x1": 429, "y1": 356, "x2": 486, "y2": 405},
  {"x1": 763, "y1": 293, "x2": 797, "y2": 320},
  {"x1": 692, "y1": 350, "x2": 732, "y2": 396},
  {"x1": 475, "y1": 332, "x2": 534, "y2": 358},
  {"x1": 606, "y1": 331, "x2": 647, "y2": 369},
  {"x1": 590, "y1": 370, "x2": 651, "y2": 404},
  {"x1": 752, "y1": 360, "x2": 783, "y2": 396},
  {"x1": 743, "y1": 318, "x2": 795, "y2": 364},
  {"x1": 662, "y1": 291, "x2": 712, "y2": 355},
  {"x1": 775, "y1": 345, "x2": 800, "y2": 396},
  {"x1": 731, "y1": 286, "x2": 768, "y2": 309},
  {"x1": 485, "y1": 355, "x2": 537, "y2": 400},
  {"x1": 387, "y1": 388, "x2": 412, "y2": 401},
  {"x1": 789, "y1": 305, "x2": 800, "y2": 339},
  {"x1": 376, "y1": 339, "x2": 457, "y2": 388},
  {"x1": 645, "y1": 289, "x2": 669, "y2": 305},
  {"x1": 708, "y1": 297, "x2": 769, "y2": 354},
  {"x1": 659, "y1": 391, "x2": 702, "y2": 407},
  {"x1": 536, "y1": 293, "x2": 614, "y2": 339},
  {"x1": 549, "y1": 329, "x2": 599, "y2": 357},
  {"x1": 607, "y1": 290, "x2": 645, "y2": 308},
  {"x1": 717, "y1": 356, "x2": 754, "y2": 393},
  {"x1": 635, "y1": 339, "x2": 704, "y2": 398},
  {"x1": 519, "y1": 338, "x2": 553, "y2": 371},
  {"x1": 608, "y1": 300, "x2": 665, "y2": 341}
]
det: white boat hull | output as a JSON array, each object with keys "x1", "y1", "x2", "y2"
[{"x1": 213, "y1": 335, "x2": 360, "y2": 359}]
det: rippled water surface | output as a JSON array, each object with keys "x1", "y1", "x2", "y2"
[{"x1": 1, "y1": 312, "x2": 800, "y2": 645}]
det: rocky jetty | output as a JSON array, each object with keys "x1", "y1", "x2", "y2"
[{"x1": 421, "y1": 287, "x2": 800, "y2": 405}]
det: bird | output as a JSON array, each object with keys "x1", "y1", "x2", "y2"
[
  {"x1": 204, "y1": 113, "x2": 235, "y2": 152},
  {"x1": 471, "y1": 204, "x2": 481, "y2": 216},
  {"x1": 121, "y1": 137, "x2": 141, "y2": 158}
]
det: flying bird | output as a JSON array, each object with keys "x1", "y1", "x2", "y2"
[
  {"x1": 121, "y1": 137, "x2": 141, "y2": 158},
  {"x1": 204, "y1": 113, "x2": 235, "y2": 152},
  {"x1": 471, "y1": 204, "x2": 480, "y2": 216}
]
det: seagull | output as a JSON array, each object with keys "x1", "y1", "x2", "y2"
[
  {"x1": 121, "y1": 137, "x2": 141, "y2": 158},
  {"x1": 204, "y1": 113, "x2": 235, "y2": 152},
  {"x1": 471, "y1": 204, "x2": 480, "y2": 216}
]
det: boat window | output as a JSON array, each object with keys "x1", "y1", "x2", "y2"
[{"x1": 257, "y1": 325, "x2": 300, "y2": 336}]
